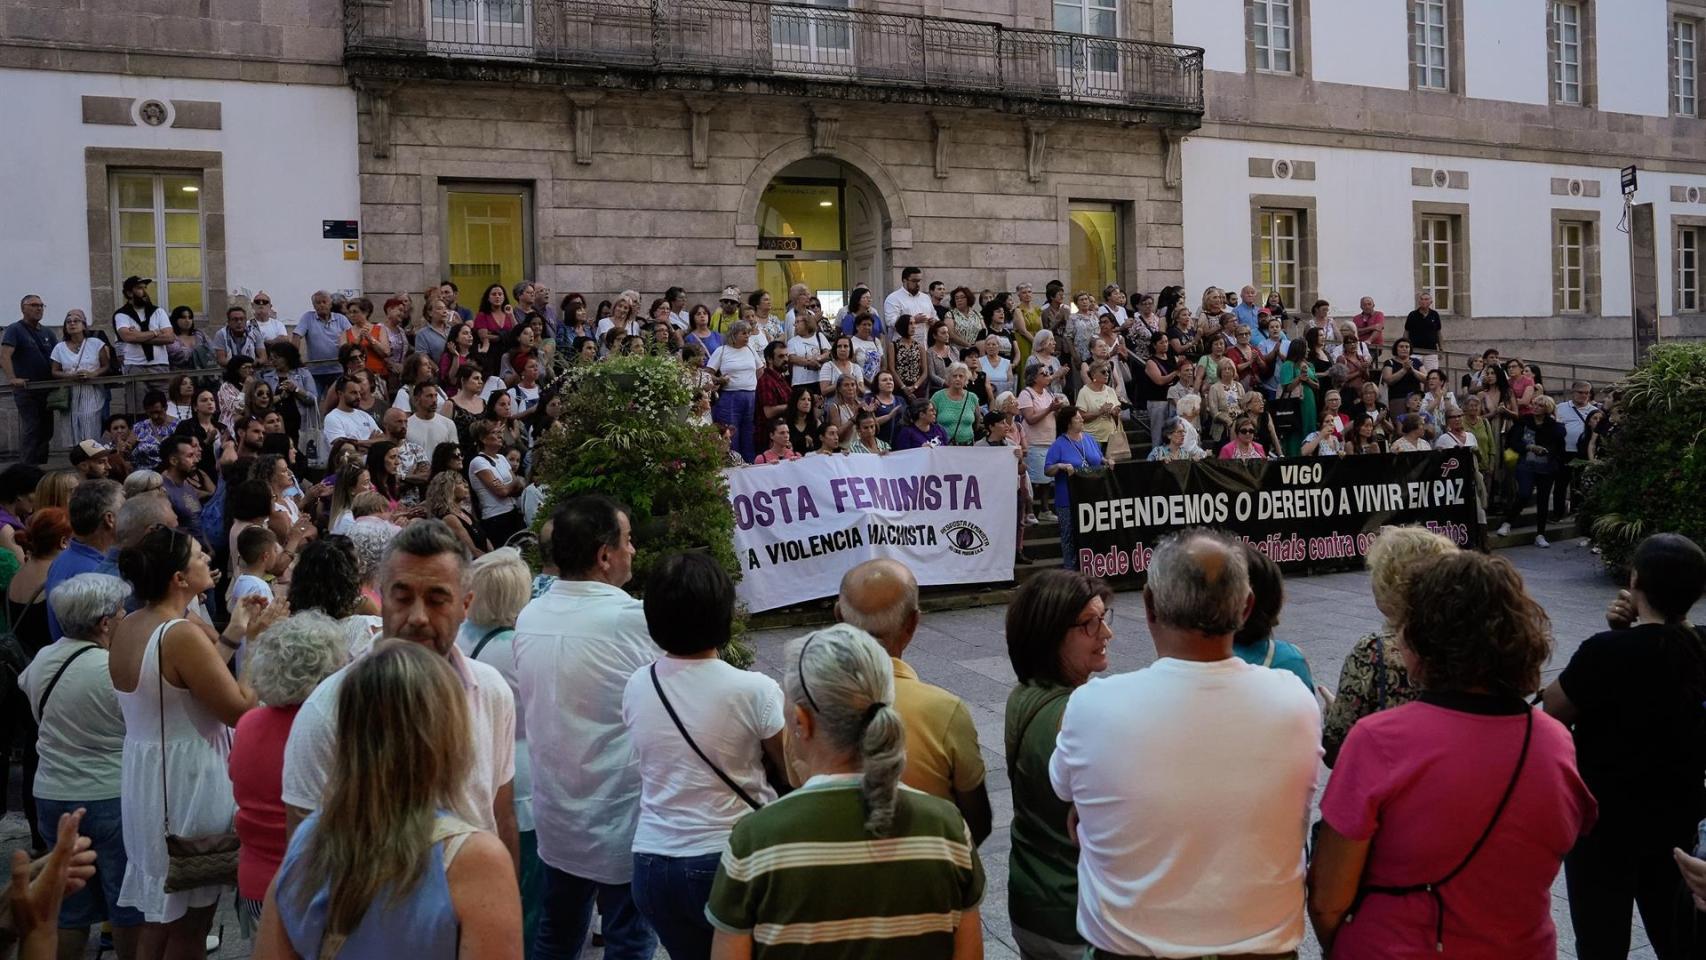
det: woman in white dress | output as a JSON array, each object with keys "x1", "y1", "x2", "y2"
[
  {"x1": 49, "y1": 309, "x2": 110, "y2": 443},
  {"x1": 109, "y1": 526, "x2": 259, "y2": 959}
]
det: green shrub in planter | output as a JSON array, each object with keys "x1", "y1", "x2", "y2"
[
  {"x1": 1582, "y1": 342, "x2": 1706, "y2": 576},
  {"x1": 531, "y1": 352, "x2": 753, "y2": 667}
]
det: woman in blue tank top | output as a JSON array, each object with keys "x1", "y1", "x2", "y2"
[{"x1": 253, "y1": 640, "x2": 521, "y2": 959}]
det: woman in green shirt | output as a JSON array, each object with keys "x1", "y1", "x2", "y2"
[
  {"x1": 1003, "y1": 569, "x2": 1115, "y2": 960},
  {"x1": 930, "y1": 363, "x2": 980, "y2": 445}
]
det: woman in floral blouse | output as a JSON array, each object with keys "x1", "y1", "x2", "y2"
[{"x1": 1320, "y1": 525, "x2": 1460, "y2": 766}]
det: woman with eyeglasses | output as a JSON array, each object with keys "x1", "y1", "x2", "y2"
[
  {"x1": 1003, "y1": 569, "x2": 1112, "y2": 960},
  {"x1": 705, "y1": 624, "x2": 983, "y2": 960},
  {"x1": 1218, "y1": 417, "x2": 1267, "y2": 461}
]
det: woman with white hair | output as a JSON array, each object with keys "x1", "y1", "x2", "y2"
[
  {"x1": 930, "y1": 362, "x2": 979, "y2": 445},
  {"x1": 705, "y1": 624, "x2": 984, "y2": 960},
  {"x1": 452, "y1": 547, "x2": 543, "y2": 956},
  {"x1": 229, "y1": 611, "x2": 348, "y2": 938},
  {"x1": 17, "y1": 573, "x2": 140, "y2": 959}
]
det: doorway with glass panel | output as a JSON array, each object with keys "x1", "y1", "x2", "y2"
[
  {"x1": 756, "y1": 159, "x2": 885, "y2": 322},
  {"x1": 442, "y1": 183, "x2": 532, "y2": 303}
]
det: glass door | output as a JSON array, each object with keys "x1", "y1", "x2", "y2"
[
  {"x1": 756, "y1": 178, "x2": 848, "y2": 315},
  {"x1": 429, "y1": 0, "x2": 532, "y2": 53},
  {"x1": 771, "y1": 0, "x2": 855, "y2": 76},
  {"x1": 443, "y1": 184, "x2": 532, "y2": 299}
]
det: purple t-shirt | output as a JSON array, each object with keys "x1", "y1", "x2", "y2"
[{"x1": 1320, "y1": 697, "x2": 1595, "y2": 960}]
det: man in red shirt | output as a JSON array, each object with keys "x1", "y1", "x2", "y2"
[
  {"x1": 1351, "y1": 296, "x2": 1386, "y2": 361},
  {"x1": 756, "y1": 340, "x2": 793, "y2": 435}
]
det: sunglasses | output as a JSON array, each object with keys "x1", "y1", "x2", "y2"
[
  {"x1": 252, "y1": 299, "x2": 271, "y2": 305},
  {"x1": 1238, "y1": 428, "x2": 1256, "y2": 435}
]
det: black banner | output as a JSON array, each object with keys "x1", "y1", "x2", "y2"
[{"x1": 1068, "y1": 452, "x2": 1481, "y2": 582}]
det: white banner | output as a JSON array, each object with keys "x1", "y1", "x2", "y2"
[{"x1": 725, "y1": 447, "x2": 1020, "y2": 613}]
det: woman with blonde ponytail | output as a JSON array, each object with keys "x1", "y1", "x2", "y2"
[
  {"x1": 253, "y1": 641, "x2": 521, "y2": 959},
  {"x1": 705, "y1": 625, "x2": 984, "y2": 959}
]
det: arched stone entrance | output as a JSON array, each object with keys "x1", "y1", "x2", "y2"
[{"x1": 737, "y1": 139, "x2": 910, "y2": 314}]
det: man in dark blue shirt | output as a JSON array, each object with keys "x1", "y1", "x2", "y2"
[{"x1": 1, "y1": 294, "x2": 60, "y2": 464}]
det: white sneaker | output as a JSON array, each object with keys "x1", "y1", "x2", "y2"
[
  {"x1": 206, "y1": 934, "x2": 221, "y2": 953},
  {"x1": 1023, "y1": 514, "x2": 1039, "y2": 526},
  {"x1": 1495, "y1": 522, "x2": 1511, "y2": 537},
  {"x1": 1534, "y1": 535, "x2": 1550, "y2": 548},
  {"x1": 1038, "y1": 510, "x2": 1058, "y2": 523}
]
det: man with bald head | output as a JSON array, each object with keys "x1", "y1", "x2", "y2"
[
  {"x1": 836, "y1": 558, "x2": 992, "y2": 844},
  {"x1": 1049, "y1": 529, "x2": 1320, "y2": 959}
]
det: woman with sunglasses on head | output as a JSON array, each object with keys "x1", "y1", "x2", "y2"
[{"x1": 705, "y1": 624, "x2": 983, "y2": 960}]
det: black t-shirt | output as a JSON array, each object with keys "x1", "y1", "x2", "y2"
[
  {"x1": 1404, "y1": 309, "x2": 1442, "y2": 350},
  {"x1": 1559, "y1": 623, "x2": 1706, "y2": 828},
  {"x1": 1384, "y1": 358, "x2": 1423, "y2": 402}
]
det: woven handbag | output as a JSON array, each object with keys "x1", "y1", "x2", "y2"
[{"x1": 156, "y1": 619, "x2": 240, "y2": 893}]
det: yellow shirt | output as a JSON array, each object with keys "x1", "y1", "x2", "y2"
[
  {"x1": 892, "y1": 657, "x2": 986, "y2": 801},
  {"x1": 782, "y1": 655, "x2": 987, "y2": 799}
]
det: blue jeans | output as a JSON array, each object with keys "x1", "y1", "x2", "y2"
[
  {"x1": 632, "y1": 851, "x2": 721, "y2": 960},
  {"x1": 534, "y1": 865, "x2": 656, "y2": 960},
  {"x1": 35, "y1": 796, "x2": 144, "y2": 929}
]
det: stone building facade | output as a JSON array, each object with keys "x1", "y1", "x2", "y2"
[{"x1": 345, "y1": 0, "x2": 1204, "y2": 313}]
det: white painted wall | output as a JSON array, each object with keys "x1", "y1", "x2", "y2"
[
  {"x1": 1308, "y1": 0, "x2": 1407, "y2": 91},
  {"x1": 1596, "y1": 0, "x2": 1670, "y2": 117},
  {"x1": 1461, "y1": 0, "x2": 1550, "y2": 105},
  {"x1": 1170, "y1": 0, "x2": 1245, "y2": 73},
  {"x1": 1176, "y1": 136, "x2": 1696, "y2": 325},
  {"x1": 0, "y1": 69, "x2": 361, "y2": 326}
]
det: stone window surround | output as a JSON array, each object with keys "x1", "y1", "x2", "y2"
[
  {"x1": 1245, "y1": 0, "x2": 1312, "y2": 79},
  {"x1": 1248, "y1": 193, "x2": 1319, "y2": 309},
  {"x1": 1411, "y1": 200, "x2": 1470, "y2": 318},
  {"x1": 1550, "y1": 208, "x2": 1602, "y2": 316},
  {"x1": 1408, "y1": 0, "x2": 1466, "y2": 95},
  {"x1": 85, "y1": 148, "x2": 226, "y2": 324},
  {"x1": 1055, "y1": 181, "x2": 1140, "y2": 297},
  {"x1": 1675, "y1": 215, "x2": 1706, "y2": 313},
  {"x1": 1674, "y1": 6, "x2": 1704, "y2": 119},
  {"x1": 1547, "y1": 0, "x2": 1598, "y2": 109},
  {"x1": 408, "y1": 159, "x2": 554, "y2": 297}
]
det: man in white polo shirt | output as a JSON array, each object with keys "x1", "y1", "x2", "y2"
[
  {"x1": 280, "y1": 521, "x2": 519, "y2": 866},
  {"x1": 1050, "y1": 529, "x2": 1320, "y2": 958},
  {"x1": 516, "y1": 495, "x2": 662, "y2": 960},
  {"x1": 883, "y1": 266, "x2": 934, "y2": 343}
]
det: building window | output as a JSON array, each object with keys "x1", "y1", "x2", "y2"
[
  {"x1": 1676, "y1": 18, "x2": 1699, "y2": 118},
  {"x1": 1412, "y1": 0, "x2": 1449, "y2": 90},
  {"x1": 1551, "y1": 210, "x2": 1601, "y2": 315},
  {"x1": 441, "y1": 182, "x2": 533, "y2": 300},
  {"x1": 1252, "y1": 0, "x2": 1294, "y2": 73},
  {"x1": 1558, "y1": 220, "x2": 1586, "y2": 312},
  {"x1": 1419, "y1": 215, "x2": 1454, "y2": 312},
  {"x1": 1552, "y1": 1, "x2": 1583, "y2": 104},
  {"x1": 1069, "y1": 202, "x2": 1121, "y2": 305},
  {"x1": 111, "y1": 172, "x2": 205, "y2": 315},
  {"x1": 1680, "y1": 225, "x2": 1701, "y2": 312},
  {"x1": 1053, "y1": 0, "x2": 1119, "y2": 74},
  {"x1": 1257, "y1": 209, "x2": 1301, "y2": 308},
  {"x1": 428, "y1": 0, "x2": 531, "y2": 52}
]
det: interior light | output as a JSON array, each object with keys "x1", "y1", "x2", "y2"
[
  {"x1": 819, "y1": 200, "x2": 833, "y2": 207},
  {"x1": 181, "y1": 185, "x2": 200, "y2": 193}
]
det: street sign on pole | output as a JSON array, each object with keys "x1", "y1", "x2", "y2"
[{"x1": 1621, "y1": 165, "x2": 1638, "y2": 196}]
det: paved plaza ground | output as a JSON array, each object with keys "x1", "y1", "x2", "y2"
[{"x1": 0, "y1": 540, "x2": 1682, "y2": 958}]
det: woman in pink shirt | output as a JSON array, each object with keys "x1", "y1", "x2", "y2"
[
  {"x1": 1308, "y1": 551, "x2": 1595, "y2": 959},
  {"x1": 227, "y1": 611, "x2": 348, "y2": 937}
]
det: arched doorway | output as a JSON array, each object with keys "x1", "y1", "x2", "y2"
[{"x1": 755, "y1": 157, "x2": 885, "y2": 317}]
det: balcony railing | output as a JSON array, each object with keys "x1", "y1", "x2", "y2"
[{"x1": 347, "y1": 0, "x2": 1205, "y2": 113}]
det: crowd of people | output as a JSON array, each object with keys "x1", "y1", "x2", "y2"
[
  {"x1": 0, "y1": 508, "x2": 1697, "y2": 960},
  {"x1": 0, "y1": 272, "x2": 1653, "y2": 960}
]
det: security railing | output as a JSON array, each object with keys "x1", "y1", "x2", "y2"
[{"x1": 347, "y1": 0, "x2": 1206, "y2": 113}]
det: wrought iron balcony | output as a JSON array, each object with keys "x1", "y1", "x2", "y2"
[{"x1": 345, "y1": 0, "x2": 1205, "y2": 118}]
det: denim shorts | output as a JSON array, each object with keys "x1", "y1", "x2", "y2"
[{"x1": 35, "y1": 795, "x2": 145, "y2": 929}]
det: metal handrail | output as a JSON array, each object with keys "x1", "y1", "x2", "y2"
[
  {"x1": 347, "y1": 0, "x2": 1206, "y2": 112},
  {"x1": 1437, "y1": 349, "x2": 1632, "y2": 394}
]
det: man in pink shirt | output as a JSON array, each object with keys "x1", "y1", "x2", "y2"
[{"x1": 1352, "y1": 296, "x2": 1385, "y2": 360}]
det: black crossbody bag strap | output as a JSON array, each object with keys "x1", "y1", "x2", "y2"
[
  {"x1": 1348, "y1": 708, "x2": 1533, "y2": 952},
  {"x1": 36, "y1": 643, "x2": 98, "y2": 719},
  {"x1": 650, "y1": 663, "x2": 762, "y2": 811},
  {"x1": 469, "y1": 627, "x2": 505, "y2": 661}
]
